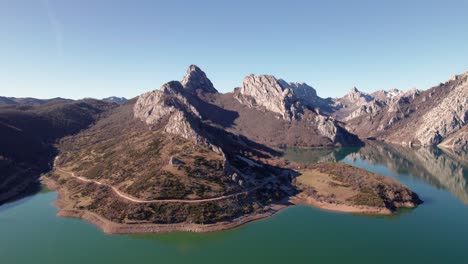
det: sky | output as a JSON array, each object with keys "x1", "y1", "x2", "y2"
[{"x1": 0, "y1": 0, "x2": 467, "y2": 100}]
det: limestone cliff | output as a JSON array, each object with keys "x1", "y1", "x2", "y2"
[
  {"x1": 181, "y1": 65, "x2": 218, "y2": 94},
  {"x1": 231, "y1": 73, "x2": 361, "y2": 147},
  {"x1": 334, "y1": 72, "x2": 467, "y2": 149},
  {"x1": 235, "y1": 74, "x2": 298, "y2": 120}
]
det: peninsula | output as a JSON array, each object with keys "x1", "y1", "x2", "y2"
[{"x1": 39, "y1": 65, "x2": 426, "y2": 234}]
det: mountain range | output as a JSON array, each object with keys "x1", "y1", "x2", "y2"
[{"x1": 0, "y1": 65, "x2": 465, "y2": 226}]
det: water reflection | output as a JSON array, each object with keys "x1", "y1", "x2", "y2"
[
  {"x1": 347, "y1": 142, "x2": 468, "y2": 204},
  {"x1": 284, "y1": 142, "x2": 468, "y2": 204},
  {"x1": 283, "y1": 147, "x2": 359, "y2": 163}
]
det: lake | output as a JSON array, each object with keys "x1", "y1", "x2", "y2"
[{"x1": 1, "y1": 142, "x2": 467, "y2": 263}]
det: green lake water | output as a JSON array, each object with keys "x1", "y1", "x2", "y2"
[{"x1": 1, "y1": 143, "x2": 467, "y2": 263}]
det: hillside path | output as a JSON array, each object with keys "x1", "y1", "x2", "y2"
[{"x1": 55, "y1": 167, "x2": 252, "y2": 204}]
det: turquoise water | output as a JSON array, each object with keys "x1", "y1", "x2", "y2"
[{"x1": 1, "y1": 144, "x2": 467, "y2": 263}]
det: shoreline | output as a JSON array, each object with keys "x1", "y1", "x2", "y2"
[
  {"x1": 42, "y1": 176, "x2": 290, "y2": 234},
  {"x1": 42, "y1": 176, "x2": 398, "y2": 234},
  {"x1": 289, "y1": 194, "x2": 393, "y2": 215}
]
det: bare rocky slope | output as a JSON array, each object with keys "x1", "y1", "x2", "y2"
[
  {"x1": 333, "y1": 72, "x2": 468, "y2": 151},
  {"x1": 135, "y1": 65, "x2": 361, "y2": 149}
]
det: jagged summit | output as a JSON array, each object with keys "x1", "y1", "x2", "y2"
[
  {"x1": 236, "y1": 74, "x2": 294, "y2": 119},
  {"x1": 339, "y1": 87, "x2": 373, "y2": 106},
  {"x1": 450, "y1": 71, "x2": 468, "y2": 82},
  {"x1": 349, "y1": 86, "x2": 360, "y2": 93},
  {"x1": 101, "y1": 96, "x2": 127, "y2": 104},
  {"x1": 181, "y1": 65, "x2": 218, "y2": 94},
  {"x1": 234, "y1": 74, "x2": 332, "y2": 119}
]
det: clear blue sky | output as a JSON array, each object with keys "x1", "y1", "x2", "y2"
[{"x1": 1, "y1": 0, "x2": 467, "y2": 99}]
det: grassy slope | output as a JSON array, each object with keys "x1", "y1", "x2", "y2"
[{"x1": 296, "y1": 163, "x2": 422, "y2": 210}]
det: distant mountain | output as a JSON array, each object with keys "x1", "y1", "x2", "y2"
[
  {"x1": 0, "y1": 96, "x2": 18, "y2": 105},
  {"x1": 333, "y1": 72, "x2": 467, "y2": 150},
  {"x1": 101, "y1": 96, "x2": 127, "y2": 104},
  {"x1": 331, "y1": 87, "x2": 421, "y2": 121},
  {"x1": 0, "y1": 96, "x2": 72, "y2": 106}
]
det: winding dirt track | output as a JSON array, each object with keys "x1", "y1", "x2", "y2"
[{"x1": 55, "y1": 168, "x2": 250, "y2": 204}]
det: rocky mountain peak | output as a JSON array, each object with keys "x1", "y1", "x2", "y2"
[
  {"x1": 349, "y1": 86, "x2": 359, "y2": 93},
  {"x1": 345, "y1": 87, "x2": 372, "y2": 103},
  {"x1": 234, "y1": 74, "x2": 333, "y2": 119},
  {"x1": 388, "y1": 88, "x2": 401, "y2": 94},
  {"x1": 286, "y1": 81, "x2": 318, "y2": 98},
  {"x1": 370, "y1": 88, "x2": 403, "y2": 102},
  {"x1": 241, "y1": 74, "x2": 288, "y2": 94},
  {"x1": 235, "y1": 74, "x2": 296, "y2": 119},
  {"x1": 181, "y1": 65, "x2": 218, "y2": 94},
  {"x1": 101, "y1": 96, "x2": 127, "y2": 104}
]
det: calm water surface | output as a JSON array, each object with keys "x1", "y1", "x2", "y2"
[{"x1": 1, "y1": 143, "x2": 467, "y2": 263}]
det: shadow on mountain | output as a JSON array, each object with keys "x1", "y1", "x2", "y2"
[
  {"x1": 191, "y1": 96, "x2": 240, "y2": 128},
  {"x1": 0, "y1": 99, "x2": 115, "y2": 204},
  {"x1": 0, "y1": 180, "x2": 42, "y2": 208},
  {"x1": 282, "y1": 146, "x2": 361, "y2": 164},
  {"x1": 201, "y1": 119, "x2": 282, "y2": 159}
]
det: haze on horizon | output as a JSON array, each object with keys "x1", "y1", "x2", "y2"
[{"x1": 1, "y1": 0, "x2": 467, "y2": 100}]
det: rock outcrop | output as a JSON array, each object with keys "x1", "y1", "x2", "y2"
[
  {"x1": 229, "y1": 73, "x2": 361, "y2": 147},
  {"x1": 235, "y1": 74, "x2": 298, "y2": 120},
  {"x1": 135, "y1": 65, "x2": 467, "y2": 150},
  {"x1": 101, "y1": 96, "x2": 127, "y2": 104},
  {"x1": 438, "y1": 122, "x2": 468, "y2": 152},
  {"x1": 333, "y1": 72, "x2": 467, "y2": 148},
  {"x1": 344, "y1": 87, "x2": 373, "y2": 104},
  {"x1": 135, "y1": 65, "x2": 363, "y2": 150},
  {"x1": 234, "y1": 74, "x2": 332, "y2": 120},
  {"x1": 181, "y1": 65, "x2": 218, "y2": 94},
  {"x1": 134, "y1": 80, "x2": 206, "y2": 144},
  {"x1": 413, "y1": 76, "x2": 467, "y2": 146}
]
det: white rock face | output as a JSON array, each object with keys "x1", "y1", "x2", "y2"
[
  {"x1": 344, "y1": 87, "x2": 373, "y2": 105},
  {"x1": 314, "y1": 115, "x2": 338, "y2": 141},
  {"x1": 134, "y1": 80, "x2": 205, "y2": 143},
  {"x1": 335, "y1": 86, "x2": 421, "y2": 122},
  {"x1": 134, "y1": 81, "x2": 200, "y2": 126},
  {"x1": 415, "y1": 79, "x2": 468, "y2": 146},
  {"x1": 164, "y1": 110, "x2": 206, "y2": 144},
  {"x1": 236, "y1": 74, "x2": 295, "y2": 119},
  {"x1": 235, "y1": 74, "x2": 326, "y2": 120},
  {"x1": 181, "y1": 65, "x2": 218, "y2": 94},
  {"x1": 344, "y1": 100, "x2": 383, "y2": 121},
  {"x1": 133, "y1": 90, "x2": 176, "y2": 126}
]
